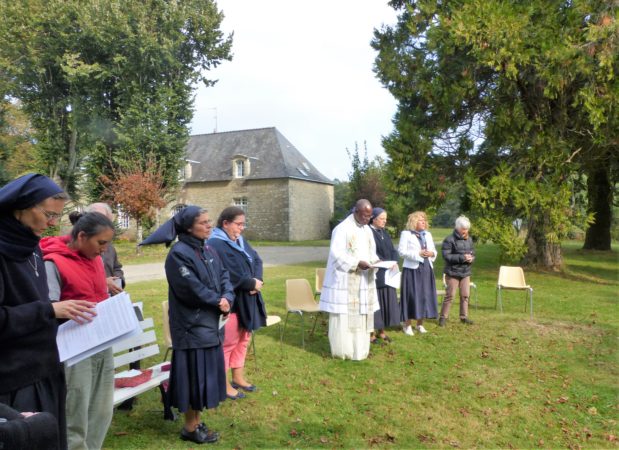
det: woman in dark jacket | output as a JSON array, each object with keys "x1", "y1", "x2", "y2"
[
  {"x1": 141, "y1": 206, "x2": 233, "y2": 444},
  {"x1": 439, "y1": 215, "x2": 475, "y2": 327},
  {"x1": 207, "y1": 206, "x2": 267, "y2": 400},
  {"x1": 369, "y1": 207, "x2": 400, "y2": 343},
  {"x1": 0, "y1": 174, "x2": 95, "y2": 450}
]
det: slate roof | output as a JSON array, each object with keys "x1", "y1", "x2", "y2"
[{"x1": 185, "y1": 127, "x2": 333, "y2": 185}]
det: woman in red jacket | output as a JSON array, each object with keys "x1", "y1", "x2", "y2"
[{"x1": 41, "y1": 212, "x2": 115, "y2": 450}]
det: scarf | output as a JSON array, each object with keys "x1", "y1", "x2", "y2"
[{"x1": 209, "y1": 226, "x2": 253, "y2": 262}]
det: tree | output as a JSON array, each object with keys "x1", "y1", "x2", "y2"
[
  {"x1": 346, "y1": 142, "x2": 388, "y2": 209},
  {"x1": 373, "y1": 0, "x2": 617, "y2": 269},
  {"x1": 0, "y1": 0, "x2": 232, "y2": 197},
  {"x1": 100, "y1": 160, "x2": 166, "y2": 250},
  {"x1": 0, "y1": 100, "x2": 38, "y2": 184}
]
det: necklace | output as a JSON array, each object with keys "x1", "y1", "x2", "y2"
[{"x1": 28, "y1": 252, "x2": 39, "y2": 277}]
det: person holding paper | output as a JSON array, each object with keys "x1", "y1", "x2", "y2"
[
  {"x1": 398, "y1": 211, "x2": 438, "y2": 335},
  {"x1": 141, "y1": 206, "x2": 233, "y2": 444},
  {"x1": 369, "y1": 208, "x2": 401, "y2": 344},
  {"x1": 439, "y1": 215, "x2": 475, "y2": 326},
  {"x1": 41, "y1": 211, "x2": 115, "y2": 450},
  {"x1": 319, "y1": 199, "x2": 379, "y2": 361},
  {"x1": 207, "y1": 206, "x2": 266, "y2": 399},
  {"x1": 0, "y1": 173, "x2": 96, "y2": 450}
]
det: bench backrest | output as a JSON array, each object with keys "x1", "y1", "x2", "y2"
[{"x1": 112, "y1": 317, "x2": 160, "y2": 369}]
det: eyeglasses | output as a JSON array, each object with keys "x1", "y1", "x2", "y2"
[
  {"x1": 232, "y1": 221, "x2": 246, "y2": 228},
  {"x1": 35, "y1": 205, "x2": 63, "y2": 221}
]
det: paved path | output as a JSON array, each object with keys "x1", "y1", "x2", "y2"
[{"x1": 123, "y1": 246, "x2": 329, "y2": 283}]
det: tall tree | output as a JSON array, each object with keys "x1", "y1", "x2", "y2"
[
  {"x1": 0, "y1": 0, "x2": 232, "y2": 197},
  {"x1": 373, "y1": 0, "x2": 617, "y2": 269}
]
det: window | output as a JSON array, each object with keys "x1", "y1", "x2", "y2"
[
  {"x1": 116, "y1": 205, "x2": 130, "y2": 229},
  {"x1": 234, "y1": 159, "x2": 245, "y2": 178},
  {"x1": 233, "y1": 197, "x2": 248, "y2": 227}
]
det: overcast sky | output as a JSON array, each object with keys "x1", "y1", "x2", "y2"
[{"x1": 189, "y1": 0, "x2": 399, "y2": 181}]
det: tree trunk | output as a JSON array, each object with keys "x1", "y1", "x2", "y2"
[
  {"x1": 523, "y1": 213, "x2": 563, "y2": 270},
  {"x1": 583, "y1": 165, "x2": 612, "y2": 250},
  {"x1": 135, "y1": 217, "x2": 143, "y2": 255}
]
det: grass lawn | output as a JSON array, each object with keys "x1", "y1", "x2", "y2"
[{"x1": 103, "y1": 240, "x2": 618, "y2": 449}]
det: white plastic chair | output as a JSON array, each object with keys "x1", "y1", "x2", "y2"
[
  {"x1": 282, "y1": 279, "x2": 320, "y2": 348},
  {"x1": 496, "y1": 266, "x2": 533, "y2": 318}
]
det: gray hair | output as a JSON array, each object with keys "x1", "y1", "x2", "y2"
[
  {"x1": 86, "y1": 202, "x2": 114, "y2": 221},
  {"x1": 455, "y1": 215, "x2": 471, "y2": 230}
]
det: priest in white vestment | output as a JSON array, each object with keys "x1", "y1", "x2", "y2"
[{"x1": 319, "y1": 199, "x2": 379, "y2": 360}]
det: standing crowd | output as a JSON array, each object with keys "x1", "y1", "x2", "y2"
[
  {"x1": 320, "y1": 199, "x2": 475, "y2": 361},
  {"x1": 0, "y1": 173, "x2": 475, "y2": 448}
]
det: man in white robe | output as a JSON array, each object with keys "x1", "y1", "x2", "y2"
[{"x1": 319, "y1": 199, "x2": 379, "y2": 360}]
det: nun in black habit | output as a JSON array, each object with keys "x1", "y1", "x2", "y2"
[
  {"x1": 140, "y1": 205, "x2": 233, "y2": 445},
  {"x1": 0, "y1": 173, "x2": 96, "y2": 450},
  {"x1": 369, "y1": 207, "x2": 401, "y2": 343}
]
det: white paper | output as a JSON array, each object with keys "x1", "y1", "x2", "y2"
[
  {"x1": 219, "y1": 314, "x2": 229, "y2": 330},
  {"x1": 385, "y1": 266, "x2": 402, "y2": 289},
  {"x1": 372, "y1": 260, "x2": 398, "y2": 269},
  {"x1": 56, "y1": 292, "x2": 141, "y2": 366}
]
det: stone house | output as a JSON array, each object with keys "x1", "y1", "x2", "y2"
[{"x1": 172, "y1": 127, "x2": 334, "y2": 241}]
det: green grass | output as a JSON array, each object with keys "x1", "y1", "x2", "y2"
[{"x1": 104, "y1": 241, "x2": 618, "y2": 449}]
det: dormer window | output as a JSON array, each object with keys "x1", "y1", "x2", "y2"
[
  {"x1": 232, "y1": 156, "x2": 250, "y2": 178},
  {"x1": 235, "y1": 159, "x2": 245, "y2": 178}
]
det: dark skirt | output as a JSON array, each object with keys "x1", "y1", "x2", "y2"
[
  {"x1": 0, "y1": 371, "x2": 66, "y2": 450},
  {"x1": 400, "y1": 264, "x2": 438, "y2": 320},
  {"x1": 374, "y1": 286, "x2": 401, "y2": 329},
  {"x1": 169, "y1": 346, "x2": 227, "y2": 413}
]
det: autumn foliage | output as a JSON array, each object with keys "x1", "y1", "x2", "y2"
[{"x1": 99, "y1": 161, "x2": 167, "y2": 227}]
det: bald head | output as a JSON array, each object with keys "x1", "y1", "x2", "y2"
[
  {"x1": 353, "y1": 199, "x2": 373, "y2": 225},
  {"x1": 86, "y1": 202, "x2": 114, "y2": 221}
]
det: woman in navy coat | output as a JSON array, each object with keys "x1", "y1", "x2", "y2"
[
  {"x1": 207, "y1": 206, "x2": 267, "y2": 400},
  {"x1": 141, "y1": 206, "x2": 233, "y2": 444}
]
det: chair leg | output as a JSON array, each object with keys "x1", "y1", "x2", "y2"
[
  {"x1": 529, "y1": 289, "x2": 533, "y2": 318},
  {"x1": 300, "y1": 312, "x2": 305, "y2": 349},
  {"x1": 250, "y1": 333, "x2": 257, "y2": 370},
  {"x1": 309, "y1": 313, "x2": 319, "y2": 336},
  {"x1": 282, "y1": 312, "x2": 291, "y2": 345},
  {"x1": 473, "y1": 285, "x2": 478, "y2": 310}
]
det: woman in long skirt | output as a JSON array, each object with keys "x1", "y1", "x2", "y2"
[
  {"x1": 141, "y1": 206, "x2": 234, "y2": 444},
  {"x1": 398, "y1": 211, "x2": 438, "y2": 335},
  {"x1": 369, "y1": 207, "x2": 401, "y2": 343}
]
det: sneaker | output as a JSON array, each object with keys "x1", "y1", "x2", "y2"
[
  {"x1": 438, "y1": 317, "x2": 446, "y2": 327},
  {"x1": 460, "y1": 317, "x2": 474, "y2": 325},
  {"x1": 415, "y1": 325, "x2": 428, "y2": 334},
  {"x1": 402, "y1": 325, "x2": 414, "y2": 336}
]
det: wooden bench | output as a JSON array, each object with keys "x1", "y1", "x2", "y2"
[{"x1": 112, "y1": 316, "x2": 174, "y2": 420}]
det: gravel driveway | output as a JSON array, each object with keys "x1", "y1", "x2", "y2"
[{"x1": 123, "y1": 246, "x2": 329, "y2": 283}]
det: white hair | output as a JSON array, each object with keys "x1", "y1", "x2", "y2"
[{"x1": 455, "y1": 215, "x2": 471, "y2": 230}]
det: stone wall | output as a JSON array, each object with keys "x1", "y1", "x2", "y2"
[
  {"x1": 170, "y1": 178, "x2": 333, "y2": 241},
  {"x1": 288, "y1": 179, "x2": 334, "y2": 240},
  {"x1": 181, "y1": 178, "x2": 289, "y2": 240}
]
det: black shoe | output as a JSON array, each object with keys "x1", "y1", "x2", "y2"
[
  {"x1": 460, "y1": 317, "x2": 474, "y2": 325},
  {"x1": 180, "y1": 425, "x2": 219, "y2": 444},
  {"x1": 438, "y1": 317, "x2": 446, "y2": 327}
]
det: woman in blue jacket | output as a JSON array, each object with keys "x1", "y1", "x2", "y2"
[
  {"x1": 207, "y1": 206, "x2": 267, "y2": 400},
  {"x1": 141, "y1": 206, "x2": 233, "y2": 444}
]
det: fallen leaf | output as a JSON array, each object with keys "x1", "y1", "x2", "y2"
[
  {"x1": 587, "y1": 407, "x2": 597, "y2": 415},
  {"x1": 320, "y1": 436, "x2": 328, "y2": 444},
  {"x1": 289, "y1": 429, "x2": 298, "y2": 437}
]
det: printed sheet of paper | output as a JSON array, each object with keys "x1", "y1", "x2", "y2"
[
  {"x1": 385, "y1": 266, "x2": 402, "y2": 289},
  {"x1": 56, "y1": 292, "x2": 141, "y2": 366}
]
